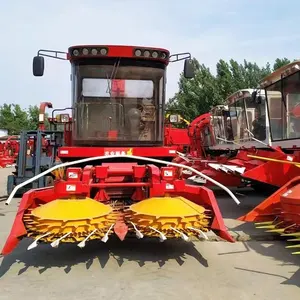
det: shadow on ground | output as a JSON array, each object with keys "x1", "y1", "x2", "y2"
[
  {"x1": 218, "y1": 239, "x2": 300, "y2": 288},
  {"x1": 212, "y1": 187, "x2": 300, "y2": 288},
  {"x1": 0, "y1": 237, "x2": 208, "y2": 277}
]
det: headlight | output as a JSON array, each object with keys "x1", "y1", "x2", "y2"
[
  {"x1": 152, "y1": 51, "x2": 158, "y2": 58},
  {"x1": 56, "y1": 114, "x2": 70, "y2": 123},
  {"x1": 169, "y1": 114, "x2": 179, "y2": 123},
  {"x1": 135, "y1": 49, "x2": 142, "y2": 56},
  {"x1": 100, "y1": 48, "x2": 107, "y2": 55},
  {"x1": 161, "y1": 52, "x2": 167, "y2": 59},
  {"x1": 144, "y1": 50, "x2": 150, "y2": 57}
]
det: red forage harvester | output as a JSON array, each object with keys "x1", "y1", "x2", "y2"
[
  {"x1": 239, "y1": 60, "x2": 300, "y2": 254},
  {"x1": 181, "y1": 85, "x2": 300, "y2": 193},
  {"x1": 179, "y1": 107, "x2": 244, "y2": 187},
  {"x1": 0, "y1": 135, "x2": 19, "y2": 168},
  {"x1": 1, "y1": 45, "x2": 238, "y2": 256}
]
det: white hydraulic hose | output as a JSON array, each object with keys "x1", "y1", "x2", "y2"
[{"x1": 5, "y1": 154, "x2": 240, "y2": 205}]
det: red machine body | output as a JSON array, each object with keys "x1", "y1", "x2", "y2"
[
  {"x1": 2, "y1": 44, "x2": 234, "y2": 255},
  {"x1": 239, "y1": 174, "x2": 300, "y2": 254}
]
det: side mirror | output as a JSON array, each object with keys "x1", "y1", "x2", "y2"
[
  {"x1": 33, "y1": 56, "x2": 44, "y2": 76},
  {"x1": 251, "y1": 91, "x2": 257, "y2": 102},
  {"x1": 183, "y1": 59, "x2": 195, "y2": 79}
]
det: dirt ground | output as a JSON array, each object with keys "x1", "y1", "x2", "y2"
[{"x1": 0, "y1": 167, "x2": 299, "y2": 300}]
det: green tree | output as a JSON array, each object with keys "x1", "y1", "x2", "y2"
[
  {"x1": 216, "y1": 59, "x2": 234, "y2": 100},
  {"x1": 168, "y1": 57, "x2": 294, "y2": 120},
  {"x1": 273, "y1": 58, "x2": 291, "y2": 70},
  {"x1": 167, "y1": 58, "x2": 223, "y2": 120},
  {"x1": 0, "y1": 104, "x2": 15, "y2": 134},
  {"x1": 13, "y1": 104, "x2": 29, "y2": 133},
  {"x1": 0, "y1": 103, "x2": 44, "y2": 134},
  {"x1": 27, "y1": 105, "x2": 40, "y2": 130}
]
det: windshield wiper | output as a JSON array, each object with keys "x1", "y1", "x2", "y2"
[{"x1": 106, "y1": 58, "x2": 121, "y2": 97}]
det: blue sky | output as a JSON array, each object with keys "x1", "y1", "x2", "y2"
[{"x1": 1, "y1": 0, "x2": 300, "y2": 110}]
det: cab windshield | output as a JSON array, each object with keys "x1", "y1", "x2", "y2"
[
  {"x1": 211, "y1": 109, "x2": 229, "y2": 144},
  {"x1": 226, "y1": 95, "x2": 267, "y2": 143},
  {"x1": 244, "y1": 96, "x2": 266, "y2": 141},
  {"x1": 71, "y1": 60, "x2": 165, "y2": 146},
  {"x1": 266, "y1": 71, "x2": 300, "y2": 141},
  {"x1": 228, "y1": 99, "x2": 249, "y2": 142}
]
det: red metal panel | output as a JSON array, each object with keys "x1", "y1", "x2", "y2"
[
  {"x1": 58, "y1": 146, "x2": 177, "y2": 158},
  {"x1": 239, "y1": 176, "x2": 300, "y2": 223}
]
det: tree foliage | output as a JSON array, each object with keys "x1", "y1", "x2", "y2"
[
  {"x1": 167, "y1": 57, "x2": 292, "y2": 120},
  {"x1": 0, "y1": 104, "x2": 41, "y2": 135}
]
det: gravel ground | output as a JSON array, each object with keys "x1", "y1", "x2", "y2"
[{"x1": 0, "y1": 167, "x2": 299, "y2": 300}]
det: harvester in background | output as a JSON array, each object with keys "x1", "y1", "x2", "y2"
[
  {"x1": 239, "y1": 60, "x2": 300, "y2": 254},
  {"x1": 178, "y1": 108, "x2": 244, "y2": 187},
  {"x1": 2, "y1": 45, "x2": 239, "y2": 255},
  {"x1": 180, "y1": 83, "x2": 300, "y2": 193},
  {"x1": 0, "y1": 135, "x2": 20, "y2": 168},
  {"x1": 6, "y1": 102, "x2": 68, "y2": 196}
]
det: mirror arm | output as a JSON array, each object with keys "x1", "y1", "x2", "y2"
[
  {"x1": 37, "y1": 49, "x2": 68, "y2": 61},
  {"x1": 169, "y1": 52, "x2": 191, "y2": 63}
]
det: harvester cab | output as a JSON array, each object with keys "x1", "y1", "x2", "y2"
[
  {"x1": 258, "y1": 62, "x2": 300, "y2": 147},
  {"x1": 32, "y1": 46, "x2": 195, "y2": 155},
  {"x1": 2, "y1": 45, "x2": 239, "y2": 256},
  {"x1": 208, "y1": 89, "x2": 273, "y2": 151}
]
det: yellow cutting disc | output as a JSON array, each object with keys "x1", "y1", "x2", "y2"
[
  {"x1": 31, "y1": 198, "x2": 112, "y2": 220},
  {"x1": 127, "y1": 196, "x2": 210, "y2": 238},
  {"x1": 24, "y1": 198, "x2": 116, "y2": 243},
  {"x1": 130, "y1": 197, "x2": 206, "y2": 217}
]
